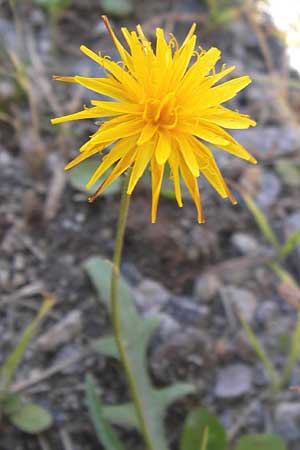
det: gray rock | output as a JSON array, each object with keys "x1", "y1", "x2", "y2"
[
  {"x1": 274, "y1": 402, "x2": 300, "y2": 442},
  {"x1": 156, "y1": 313, "x2": 181, "y2": 340},
  {"x1": 215, "y1": 364, "x2": 253, "y2": 399},
  {"x1": 194, "y1": 273, "x2": 221, "y2": 303},
  {"x1": 231, "y1": 233, "x2": 260, "y2": 256},
  {"x1": 150, "y1": 328, "x2": 213, "y2": 383},
  {"x1": 233, "y1": 127, "x2": 300, "y2": 158},
  {"x1": 163, "y1": 296, "x2": 210, "y2": 327},
  {"x1": 255, "y1": 170, "x2": 281, "y2": 210},
  {"x1": 134, "y1": 278, "x2": 170, "y2": 315},
  {"x1": 220, "y1": 286, "x2": 257, "y2": 323}
]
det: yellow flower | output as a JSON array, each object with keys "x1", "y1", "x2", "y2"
[{"x1": 51, "y1": 16, "x2": 256, "y2": 223}]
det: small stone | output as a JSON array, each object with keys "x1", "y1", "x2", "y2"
[
  {"x1": 256, "y1": 170, "x2": 281, "y2": 209},
  {"x1": 220, "y1": 286, "x2": 257, "y2": 323},
  {"x1": 274, "y1": 402, "x2": 300, "y2": 442},
  {"x1": 231, "y1": 233, "x2": 260, "y2": 256},
  {"x1": 194, "y1": 273, "x2": 221, "y2": 303},
  {"x1": 134, "y1": 278, "x2": 170, "y2": 315},
  {"x1": 215, "y1": 364, "x2": 253, "y2": 399},
  {"x1": 150, "y1": 328, "x2": 213, "y2": 383},
  {"x1": 163, "y1": 296, "x2": 210, "y2": 327},
  {"x1": 156, "y1": 313, "x2": 181, "y2": 340}
]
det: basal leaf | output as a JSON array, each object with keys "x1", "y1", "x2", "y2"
[
  {"x1": 180, "y1": 407, "x2": 226, "y2": 450},
  {"x1": 10, "y1": 403, "x2": 52, "y2": 434},
  {"x1": 85, "y1": 374, "x2": 125, "y2": 450},
  {"x1": 68, "y1": 157, "x2": 121, "y2": 196},
  {"x1": 84, "y1": 256, "x2": 195, "y2": 450},
  {"x1": 235, "y1": 434, "x2": 286, "y2": 450}
]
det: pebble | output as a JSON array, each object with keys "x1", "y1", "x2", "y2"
[
  {"x1": 163, "y1": 296, "x2": 210, "y2": 327},
  {"x1": 219, "y1": 285, "x2": 257, "y2": 323},
  {"x1": 233, "y1": 127, "x2": 300, "y2": 158},
  {"x1": 274, "y1": 402, "x2": 300, "y2": 442},
  {"x1": 230, "y1": 233, "x2": 260, "y2": 256},
  {"x1": 134, "y1": 278, "x2": 170, "y2": 315},
  {"x1": 214, "y1": 364, "x2": 253, "y2": 399},
  {"x1": 255, "y1": 170, "x2": 281, "y2": 210},
  {"x1": 193, "y1": 273, "x2": 221, "y2": 303},
  {"x1": 150, "y1": 328, "x2": 213, "y2": 383}
]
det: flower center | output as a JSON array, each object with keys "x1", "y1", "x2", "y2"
[{"x1": 142, "y1": 93, "x2": 178, "y2": 129}]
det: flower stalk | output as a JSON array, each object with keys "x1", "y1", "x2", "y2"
[{"x1": 110, "y1": 169, "x2": 156, "y2": 450}]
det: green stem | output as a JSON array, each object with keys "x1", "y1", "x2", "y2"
[{"x1": 110, "y1": 170, "x2": 156, "y2": 450}]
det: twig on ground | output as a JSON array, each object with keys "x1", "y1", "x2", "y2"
[{"x1": 11, "y1": 351, "x2": 88, "y2": 393}]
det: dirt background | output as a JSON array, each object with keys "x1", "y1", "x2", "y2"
[{"x1": 1, "y1": 0, "x2": 300, "y2": 449}]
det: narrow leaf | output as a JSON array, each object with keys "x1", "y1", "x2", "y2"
[
  {"x1": 278, "y1": 230, "x2": 300, "y2": 260},
  {"x1": 85, "y1": 374, "x2": 125, "y2": 450},
  {"x1": 280, "y1": 315, "x2": 300, "y2": 387},
  {"x1": 240, "y1": 318, "x2": 280, "y2": 391},
  {"x1": 243, "y1": 193, "x2": 279, "y2": 249},
  {"x1": 0, "y1": 295, "x2": 54, "y2": 390}
]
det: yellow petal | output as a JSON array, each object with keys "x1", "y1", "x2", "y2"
[
  {"x1": 87, "y1": 118, "x2": 143, "y2": 145},
  {"x1": 64, "y1": 146, "x2": 105, "y2": 170},
  {"x1": 127, "y1": 141, "x2": 154, "y2": 194},
  {"x1": 137, "y1": 122, "x2": 158, "y2": 145},
  {"x1": 75, "y1": 76, "x2": 131, "y2": 101},
  {"x1": 176, "y1": 121, "x2": 230, "y2": 146},
  {"x1": 51, "y1": 107, "x2": 107, "y2": 124},
  {"x1": 201, "y1": 106, "x2": 256, "y2": 129},
  {"x1": 89, "y1": 146, "x2": 137, "y2": 201},
  {"x1": 175, "y1": 134, "x2": 200, "y2": 177},
  {"x1": 151, "y1": 158, "x2": 165, "y2": 223},
  {"x1": 86, "y1": 137, "x2": 137, "y2": 188},
  {"x1": 168, "y1": 146, "x2": 183, "y2": 207},
  {"x1": 202, "y1": 75, "x2": 252, "y2": 108},
  {"x1": 91, "y1": 100, "x2": 143, "y2": 115},
  {"x1": 101, "y1": 16, "x2": 133, "y2": 71},
  {"x1": 178, "y1": 153, "x2": 204, "y2": 223},
  {"x1": 169, "y1": 35, "x2": 196, "y2": 86},
  {"x1": 155, "y1": 131, "x2": 171, "y2": 165},
  {"x1": 80, "y1": 45, "x2": 140, "y2": 98}
]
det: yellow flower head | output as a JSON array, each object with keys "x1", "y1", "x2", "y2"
[{"x1": 51, "y1": 16, "x2": 256, "y2": 223}]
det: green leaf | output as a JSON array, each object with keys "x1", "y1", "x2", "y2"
[
  {"x1": 102, "y1": 381, "x2": 196, "y2": 430},
  {"x1": 243, "y1": 193, "x2": 279, "y2": 249},
  {"x1": 240, "y1": 318, "x2": 280, "y2": 391},
  {"x1": 93, "y1": 336, "x2": 119, "y2": 359},
  {"x1": 278, "y1": 230, "x2": 300, "y2": 260},
  {"x1": 84, "y1": 257, "x2": 195, "y2": 450},
  {"x1": 100, "y1": 0, "x2": 133, "y2": 18},
  {"x1": 85, "y1": 374, "x2": 125, "y2": 450},
  {"x1": 180, "y1": 407, "x2": 226, "y2": 450},
  {"x1": 280, "y1": 316, "x2": 300, "y2": 388},
  {"x1": 102, "y1": 403, "x2": 140, "y2": 429},
  {"x1": 67, "y1": 157, "x2": 121, "y2": 196},
  {"x1": 0, "y1": 296, "x2": 54, "y2": 391},
  {"x1": 10, "y1": 403, "x2": 53, "y2": 434},
  {"x1": 235, "y1": 434, "x2": 286, "y2": 450}
]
